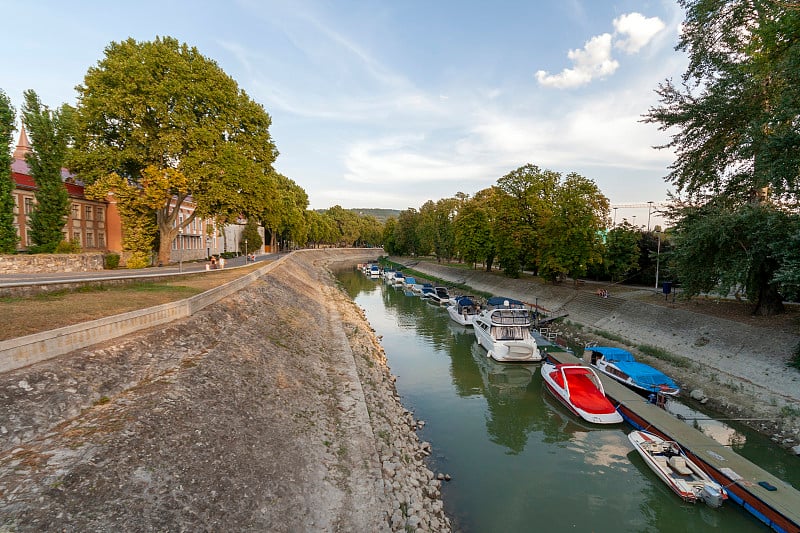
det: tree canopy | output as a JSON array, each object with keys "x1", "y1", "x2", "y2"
[
  {"x1": 71, "y1": 36, "x2": 279, "y2": 264},
  {"x1": 0, "y1": 90, "x2": 17, "y2": 253},
  {"x1": 22, "y1": 90, "x2": 74, "y2": 252},
  {"x1": 644, "y1": 0, "x2": 800, "y2": 314}
]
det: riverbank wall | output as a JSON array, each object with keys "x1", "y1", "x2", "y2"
[{"x1": 0, "y1": 249, "x2": 451, "y2": 531}]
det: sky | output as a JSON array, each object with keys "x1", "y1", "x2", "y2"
[{"x1": 1, "y1": 0, "x2": 687, "y2": 228}]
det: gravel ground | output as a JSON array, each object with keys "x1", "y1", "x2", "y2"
[{"x1": 0, "y1": 251, "x2": 450, "y2": 532}]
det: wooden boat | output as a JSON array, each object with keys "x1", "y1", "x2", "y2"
[
  {"x1": 587, "y1": 346, "x2": 680, "y2": 397},
  {"x1": 541, "y1": 361, "x2": 622, "y2": 424},
  {"x1": 627, "y1": 430, "x2": 727, "y2": 507}
]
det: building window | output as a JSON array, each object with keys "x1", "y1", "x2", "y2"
[
  {"x1": 85, "y1": 206, "x2": 93, "y2": 220},
  {"x1": 98, "y1": 232, "x2": 105, "y2": 248},
  {"x1": 96, "y1": 207, "x2": 104, "y2": 221},
  {"x1": 72, "y1": 204, "x2": 80, "y2": 219},
  {"x1": 86, "y1": 232, "x2": 94, "y2": 248},
  {"x1": 73, "y1": 231, "x2": 81, "y2": 245},
  {"x1": 25, "y1": 197, "x2": 34, "y2": 214}
]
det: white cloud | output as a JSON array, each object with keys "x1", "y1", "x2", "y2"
[
  {"x1": 536, "y1": 12, "x2": 665, "y2": 89},
  {"x1": 535, "y1": 33, "x2": 618, "y2": 89},
  {"x1": 613, "y1": 12, "x2": 666, "y2": 54}
]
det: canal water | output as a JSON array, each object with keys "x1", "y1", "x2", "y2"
[{"x1": 338, "y1": 270, "x2": 799, "y2": 533}]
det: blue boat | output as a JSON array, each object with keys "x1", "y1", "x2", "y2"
[{"x1": 586, "y1": 346, "x2": 680, "y2": 397}]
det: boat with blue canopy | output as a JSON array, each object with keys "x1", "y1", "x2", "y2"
[{"x1": 586, "y1": 346, "x2": 680, "y2": 397}]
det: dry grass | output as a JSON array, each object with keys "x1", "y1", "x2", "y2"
[{"x1": 0, "y1": 263, "x2": 268, "y2": 341}]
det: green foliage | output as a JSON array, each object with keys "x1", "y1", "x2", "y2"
[
  {"x1": 0, "y1": 90, "x2": 18, "y2": 253},
  {"x1": 669, "y1": 202, "x2": 796, "y2": 315},
  {"x1": 125, "y1": 251, "x2": 151, "y2": 269},
  {"x1": 239, "y1": 218, "x2": 262, "y2": 254},
  {"x1": 393, "y1": 208, "x2": 421, "y2": 256},
  {"x1": 22, "y1": 90, "x2": 73, "y2": 252},
  {"x1": 71, "y1": 36, "x2": 280, "y2": 264},
  {"x1": 454, "y1": 195, "x2": 492, "y2": 267},
  {"x1": 644, "y1": 0, "x2": 800, "y2": 203},
  {"x1": 603, "y1": 224, "x2": 641, "y2": 281},
  {"x1": 104, "y1": 253, "x2": 120, "y2": 269},
  {"x1": 86, "y1": 174, "x2": 157, "y2": 263},
  {"x1": 54, "y1": 238, "x2": 81, "y2": 254}
]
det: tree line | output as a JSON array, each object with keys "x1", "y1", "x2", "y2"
[
  {"x1": 0, "y1": 37, "x2": 382, "y2": 264},
  {"x1": 385, "y1": 0, "x2": 800, "y2": 317}
]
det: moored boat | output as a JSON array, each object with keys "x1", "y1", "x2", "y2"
[
  {"x1": 586, "y1": 346, "x2": 680, "y2": 397},
  {"x1": 541, "y1": 360, "x2": 622, "y2": 424},
  {"x1": 473, "y1": 302, "x2": 541, "y2": 362},
  {"x1": 627, "y1": 430, "x2": 727, "y2": 507},
  {"x1": 447, "y1": 295, "x2": 479, "y2": 326},
  {"x1": 428, "y1": 286, "x2": 451, "y2": 305}
]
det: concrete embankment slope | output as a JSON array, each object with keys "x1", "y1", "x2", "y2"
[
  {"x1": 404, "y1": 260, "x2": 800, "y2": 416},
  {"x1": 0, "y1": 249, "x2": 450, "y2": 532}
]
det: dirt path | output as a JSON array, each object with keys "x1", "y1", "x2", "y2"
[{"x1": 0, "y1": 251, "x2": 450, "y2": 532}]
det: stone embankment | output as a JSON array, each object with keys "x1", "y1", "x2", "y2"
[
  {"x1": 405, "y1": 259, "x2": 800, "y2": 445},
  {"x1": 0, "y1": 249, "x2": 451, "y2": 532}
]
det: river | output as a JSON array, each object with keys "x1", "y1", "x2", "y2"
[{"x1": 338, "y1": 270, "x2": 799, "y2": 533}]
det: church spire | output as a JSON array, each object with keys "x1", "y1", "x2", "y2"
[{"x1": 13, "y1": 123, "x2": 31, "y2": 160}]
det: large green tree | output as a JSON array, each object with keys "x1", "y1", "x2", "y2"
[
  {"x1": 453, "y1": 193, "x2": 493, "y2": 268},
  {"x1": 538, "y1": 172, "x2": 608, "y2": 283},
  {"x1": 644, "y1": 0, "x2": 800, "y2": 314},
  {"x1": 0, "y1": 90, "x2": 17, "y2": 253},
  {"x1": 71, "y1": 36, "x2": 279, "y2": 265},
  {"x1": 22, "y1": 90, "x2": 74, "y2": 252},
  {"x1": 669, "y1": 201, "x2": 797, "y2": 315},
  {"x1": 603, "y1": 223, "x2": 640, "y2": 282}
]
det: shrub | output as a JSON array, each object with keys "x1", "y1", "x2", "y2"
[
  {"x1": 125, "y1": 251, "x2": 151, "y2": 269},
  {"x1": 104, "y1": 253, "x2": 121, "y2": 269},
  {"x1": 54, "y1": 239, "x2": 82, "y2": 254}
]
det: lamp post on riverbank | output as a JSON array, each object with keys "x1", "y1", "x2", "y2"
[{"x1": 178, "y1": 227, "x2": 183, "y2": 273}]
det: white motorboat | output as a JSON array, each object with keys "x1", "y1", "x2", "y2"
[
  {"x1": 473, "y1": 302, "x2": 541, "y2": 362},
  {"x1": 628, "y1": 430, "x2": 727, "y2": 508},
  {"x1": 447, "y1": 295, "x2": 479, "y2": 326},
  {"x1": 541, "y1": 361, "x2": 622, "y2": 424},
  {"x1": 428, "y1": 287, "x2": 451, "y2": 305}
]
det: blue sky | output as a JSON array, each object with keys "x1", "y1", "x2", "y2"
[{"x1": 2, "y1": 0, "x2": 686, "y2": 227}]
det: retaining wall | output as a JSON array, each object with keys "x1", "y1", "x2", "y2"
[
  {"x1": 0, "y1": 248, "x2": 382, "y2": 373},
  {"x1": 0, "y1": 253, "x2": 105, "y2": 274}
]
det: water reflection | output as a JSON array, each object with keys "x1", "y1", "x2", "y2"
[{"x1": 339, "y1": 270, "x2": 784, "y2": 532}]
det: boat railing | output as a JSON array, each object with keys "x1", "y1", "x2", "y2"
[{"x1": 489, "y1": 308, "x2": 530, "y2": 325}]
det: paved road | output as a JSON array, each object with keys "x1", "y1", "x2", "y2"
[{"x1": 0, "y1": 253, "x2": 282, "y2": 288}]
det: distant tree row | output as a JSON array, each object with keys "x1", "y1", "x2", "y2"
[{"x1": 382, "y1": 164, "x2": 616, "y2": 282}]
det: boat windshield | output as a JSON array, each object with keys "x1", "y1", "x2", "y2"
[{"x1": 492, "y1": 326, "x2": 528, "y2": 340}]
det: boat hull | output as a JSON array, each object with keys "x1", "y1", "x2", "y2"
[
  {"x1": 627, "y1": 430, "x2": 727, "y2": 508},
  {"x1": 541, "y1": 362, "x2": 622, "y2": 424}
]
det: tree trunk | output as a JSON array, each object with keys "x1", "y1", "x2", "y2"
[{"x1": 753, "y1": 283, "x2": 785, "y2": 316}]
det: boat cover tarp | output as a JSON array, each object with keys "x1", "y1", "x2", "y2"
[
  {"x1": 487, "y1": 296, "x2": 524, "y2": 308},
  {"x1": 590, "y1": 346, "x2": 635, "y2": 362},
  {"x1": 616, "y1": 361, "x2": 678, "y2": 388},
  {"x1": 454, "y1": 296, "x2": 475, "y2": 307}
]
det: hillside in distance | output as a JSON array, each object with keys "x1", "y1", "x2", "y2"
[{"x1": 316, "y1": 208, "x2": 401, "y2": 223}]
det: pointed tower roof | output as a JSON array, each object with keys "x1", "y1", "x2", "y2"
[{"x1": 13, "y1": 124, "x2": 31, "y2": 160}]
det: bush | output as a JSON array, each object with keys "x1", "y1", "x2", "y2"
[
  {"x1": 104, "y1": 253, "x2": 121, "y2": 269},
  {"x1": 54, "y1": 239, "x2": 82, "y2": 254},
  {"x1": 125, "y1": 251, "x2": 151, "y2": 269}
]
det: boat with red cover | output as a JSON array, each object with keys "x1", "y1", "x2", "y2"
[{"x1": 541, "y1": 360, "x2": 622, "y2": 425}]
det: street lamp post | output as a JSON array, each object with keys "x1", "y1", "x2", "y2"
[
  {"x1": 206, "y1": 236, "x2": 211, "y2": 259},
  {"x1": 647, "y1": 201, "x2": 653, "y2": 232},
  {"x1": 178, "y1": 227, "x2": 183, "y2": 273},
  {"x1": 244, "y1": 239, "x2": 248, "y2": 262},
  {"x1": 613, "y1": 207, "x2": 618, "y2": 226}
]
